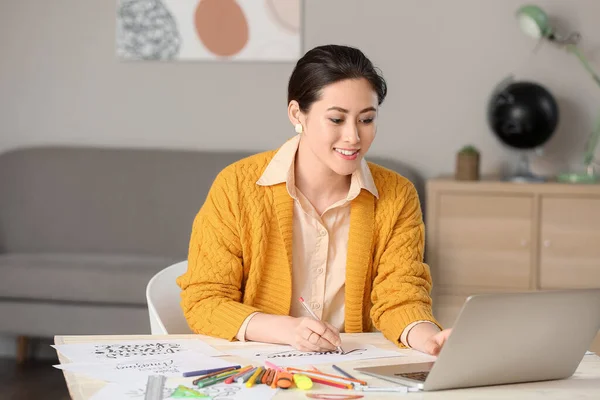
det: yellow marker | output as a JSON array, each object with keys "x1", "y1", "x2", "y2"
[
  {"x1": 293, "y1": 374, "x2": 313, "y2": 390},
  {"x1": 245, "y1": 366, "x2": 262, "y2": 388}
]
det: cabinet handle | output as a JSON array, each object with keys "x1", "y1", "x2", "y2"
[{"x1": 543, "y1": 240, "x2": 551, "y2": 247}]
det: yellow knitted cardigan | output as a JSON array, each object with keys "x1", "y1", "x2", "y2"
[{"x1": 177, "y1": 150, "x2": 441, "y2": 347}]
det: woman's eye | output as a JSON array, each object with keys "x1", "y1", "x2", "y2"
[
  {"x1": 361, "y1": 118, "x2": 374, "y2": 124},
  {"x1": 329, "y1": 118, "x2": 343, "y2": 124}
]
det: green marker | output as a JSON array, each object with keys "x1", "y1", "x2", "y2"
[{"x1": 196, "y1": 369, "x2": 238, "y2": 388}]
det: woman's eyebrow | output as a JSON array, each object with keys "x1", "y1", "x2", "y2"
[{"x1": 326, "y1": 106, "x2": 376, "y2": 113}]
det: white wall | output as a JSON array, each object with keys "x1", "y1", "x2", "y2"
[
  {"x1": 1, "y1": 0, "x2": 599, "y2": 358},
  {"x1": 1, "y1": 0, "x2": 599, "y2": 178}
]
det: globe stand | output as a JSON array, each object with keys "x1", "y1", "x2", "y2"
[{"x1": 506, "y1": 152, "x2": 546, "y2": 183}]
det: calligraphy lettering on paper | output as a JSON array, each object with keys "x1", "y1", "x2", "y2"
[
  {"x1": 255, "y1": 348, "x2": 366, "y2": 359},
  {"x1": 94, "y1": 342, "x2": 182, "y2": 359}
]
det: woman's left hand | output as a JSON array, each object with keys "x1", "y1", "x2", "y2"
[
  {"x1": 421, "y1": 328, "x2": 452, "y2": 356},
  {"x1": 407, "y1": 322, "x2": 453, "y2": 356}
]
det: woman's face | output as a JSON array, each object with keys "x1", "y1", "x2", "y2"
[{"x1": 291, "y1": 78, "x2": 379, "y2": 177}]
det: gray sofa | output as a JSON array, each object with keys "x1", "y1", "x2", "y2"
[{"x1": 0, "y1": 145, "x2": 423, "y2": 344}]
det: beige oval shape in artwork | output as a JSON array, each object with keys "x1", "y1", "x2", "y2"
[
  {"x1": 265, "y1": 0, "x2": 300, "y2": 34},
  {"x1": 195, "y1": 0, "x2": 249, "y2": 57}
]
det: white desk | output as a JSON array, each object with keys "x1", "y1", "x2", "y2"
[{"x1": 54, "y1": 332, "x2": 600, "y2": 399}]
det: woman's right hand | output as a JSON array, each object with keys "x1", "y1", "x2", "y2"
[
  {"x1": 288, "y1": 317, "x2": 342, "y2": 352},
  {"x1": 244, "y1": 314, "x2": 342, "y2": 352}
]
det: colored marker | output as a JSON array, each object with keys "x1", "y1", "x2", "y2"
[
  {"x1": 224, "y1": 366, "x2": 252, "y2": 384},
  {"x1": 183, "y1": 365, "x2": 240, "y2": 378},
  {"x1": 265, "y1": 360, "x2": 285, "y2": 372},
  {"x1": 276, "y1": 371, "x2": 294, "y2": 389},
  {"x1": 308, "y1": 375, "x2": 352, "y2": 390},
  {"x1": 270, "y1": 370, "x2": 280, "y2": 389},
  {"x1": 246, "y1": 367, "x2": 263, "y2": 388},
  {"x1": 287, "y1": 367, "x2": 367, "y2": 386},
  {"x1": 192, "y1": 367, "x2": 238, "y2": 385},
  {"x1": 236, "y1": 367, "x2": 257, "y2": 384},
  {"x1": 196, "y1": 369, "x2": 239, "y2": 388}
]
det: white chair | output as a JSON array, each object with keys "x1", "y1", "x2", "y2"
[{"x1": 146, "y1": 260, "x2": 193, "y2": 334}]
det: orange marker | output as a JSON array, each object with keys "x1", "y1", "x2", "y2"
[
  {"x1": 308, "y1": 375, "x2": 353, "y2": 390},
  {"x1": 287, "y1": 367, "x2": 367, "y2": 386},
  {"x1": 261, "y1": 368, "x2": 271, "y2": 384},
  {"x1": 270, "y1": 370, "x2": 280, "y2": 389},
  {"x1": 269, "y1": 369, "x2": 278, "y2": 386},
  {"x1": 276, "y1": 371, "x2": 294, "y2": 389}
]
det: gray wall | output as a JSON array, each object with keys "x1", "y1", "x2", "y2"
[{"x1": 1, "y1": 0, "x2": 599, "y2": 357}]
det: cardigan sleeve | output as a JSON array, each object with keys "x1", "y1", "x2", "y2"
[
  {"x1": 176, "y1": 168, "x2": 260, "y2": 341},
  {"x1": 370, "y1": 181, "x2": 442, "y2": 347}
]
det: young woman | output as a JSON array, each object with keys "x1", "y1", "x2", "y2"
[{"x1": 177, "y1": 44, "x2": 451, "y2": 356}]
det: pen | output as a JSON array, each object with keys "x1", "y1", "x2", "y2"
[
  {"x1": 183, "y1": 365, "x2": 240, "y2": 378},
  {"x1": 298, "y1": 297, "x2": 344, "y2": 354},
  {"x1": 358, "y1": 386, "x2": 420, "y2": 393},
  {"x1": 332, "y1": 364, "x2": 357, "y2": 380}
]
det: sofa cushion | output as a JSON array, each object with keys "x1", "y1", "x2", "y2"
[{"x1": 0, "y1": 253, "x2": 178, "y2": 305}]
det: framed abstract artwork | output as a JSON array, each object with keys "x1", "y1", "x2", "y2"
[{"x1": 116, "y1": 0, "x2": 302, "y2": 61}]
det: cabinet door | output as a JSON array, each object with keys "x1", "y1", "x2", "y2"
[
  {"x1": 433, "y1": 193, "x2": 533, "y2": 291},
  {"x1": 540, "y1": 196, "x2": 600, "y2": 289}
]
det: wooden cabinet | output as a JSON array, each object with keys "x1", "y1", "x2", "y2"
[
  {"x1": 434, "y1": 193, "x2": 533, "y2": 291},
  {"x1": 540, "y1": 197, "x2": 600, "y2": 289},
  {"x1": 426, "y1": 178, "x2": 600, "y2": 353}
]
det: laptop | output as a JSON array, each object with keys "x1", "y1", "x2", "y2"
[{"x1": 356, "y1": 289, "x2": 600, "y2": 391}]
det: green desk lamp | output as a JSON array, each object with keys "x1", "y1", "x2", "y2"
[{"x1": 516, "y1": 4, "x2": 600, "y2": 183}]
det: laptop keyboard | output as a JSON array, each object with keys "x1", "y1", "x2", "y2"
[{"x1": 395, "y1": 371, "x2": 429, "y2": 382}]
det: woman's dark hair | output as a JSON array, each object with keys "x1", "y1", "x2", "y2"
[{"x1": 287, "y1": 44, "x2": 387, "y2": 112}]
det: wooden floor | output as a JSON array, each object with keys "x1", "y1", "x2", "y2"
[{"x1": 0, "y1": 357, "x2": 71, "y2": 400}]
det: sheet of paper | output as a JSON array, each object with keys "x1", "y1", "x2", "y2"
[
  {"x1": 585, "y1": 351, "x2": 595, "y2": 355},
  {"x1": 90, "y1": 380, "x2": 278, "y2": 400},
  {"x1": 52, "y1": 339, "x2": 223, "y2": 363},
  {"x1": 54, "y1": 351, "x2": 235, "y2": 384},
  {"x1": 226, "y1": 340, "x2": 404, "y2": 366}
]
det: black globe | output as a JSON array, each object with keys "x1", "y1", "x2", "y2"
[{"x1": 487, "y1": 81, "x2": 559, "y2": 150}]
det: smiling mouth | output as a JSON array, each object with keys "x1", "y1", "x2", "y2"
[{"x1": 334, "y1": 148, "x2": 360, "y2": 156}]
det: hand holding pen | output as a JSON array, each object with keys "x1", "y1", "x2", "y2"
[{"x1": 296, "y1": 297, "x2": 344, "y2": 354}]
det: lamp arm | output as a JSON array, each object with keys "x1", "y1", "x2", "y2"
[
  {"x1": 564, "y1": 44, "x2": 600, "y2": 169},
  {"x1": 583, "y1": 109, "x2": 600, "y2": 167},
  {"x1": 566, "y1": 44, "x2": 600, "y2": 87}
]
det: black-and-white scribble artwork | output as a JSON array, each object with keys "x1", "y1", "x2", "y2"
[
  {"x1": 94, "y1": 342, "x2": 183, "y2": 360},
  {"x1": 116, "y1": 0, "x2": 302, "y2": 61},
  {"x1": 52, "y1": 339, "x2": 223, "y2": 364},
  {"x1": 117, "y1": 0, "x2": 181, "y2": 60}
]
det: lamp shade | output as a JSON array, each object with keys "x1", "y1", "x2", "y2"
[{"x1": 516, "y1": 5, "x2": 552, "y2": 39}]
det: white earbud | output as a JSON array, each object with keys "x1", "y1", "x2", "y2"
[{"x1": 295, "y1": 123, "x2": 303, "y2": 134}]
